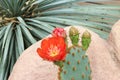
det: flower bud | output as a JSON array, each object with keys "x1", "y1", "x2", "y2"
[
  {"x1": 82, "y1": 30, "x2": 91, "y2": 38},
  {"x1": 69, "y1": 27, "x2": 79, "y2": 46},
  {"x1": 82, "y1": 30, "x2": 91, "y2": 50},
  {"x1": 69, "y1": 27, "x2": 79, "y2": 36},
  {"x1": 52, "y1": 27, "x2": 66, "y2": 38}
]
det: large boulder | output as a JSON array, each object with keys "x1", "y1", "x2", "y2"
[{"x1": 9, "y1": 20, "x2": 120, "y2": 80}]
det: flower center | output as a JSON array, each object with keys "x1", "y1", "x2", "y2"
[{"x1": 49, "y1": 45, "x2": 60, "y2": 57}]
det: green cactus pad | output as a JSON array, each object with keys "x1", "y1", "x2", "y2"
[
  {"x1": 69, "y1": 27, "x2": 79, "y2": 46},
  {"x1": 69, "y1": 34, "x2": 79, "y2": 46},
  {"x1": 82, "y1": 37, "x2": 91, "y2": 50},
  {"x1": 59, "y1": 46, "x2": 91, "y2": 80},
  {"x1": 82, "y1": 30, "x2": 91, "y2": 50}
]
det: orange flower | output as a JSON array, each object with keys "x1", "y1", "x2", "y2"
[{"x1": 37, "y1": 37, "x2": 66, "y2": 61}]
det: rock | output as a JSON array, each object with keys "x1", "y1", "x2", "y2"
[
  {"x1": 108, "y1": 20, "x2": 120, "y2": 62},
  {"x1": 9, "y1": 21, "x2": 120, "y2": 80},
  {"x1": 8, "y1": 40, "x2": 59, "y2": 80}
]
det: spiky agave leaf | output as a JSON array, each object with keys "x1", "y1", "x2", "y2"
[{"x1": 0, "y1": 0, "x2": 120, "y2": 80}]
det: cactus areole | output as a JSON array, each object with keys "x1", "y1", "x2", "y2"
[{"x1": 37, "y1": 27, "x2": 92, "y2": 80}]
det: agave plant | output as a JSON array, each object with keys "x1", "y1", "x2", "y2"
[{"x1": 0, "y1": 0, "x2": 120, "y2": 80}]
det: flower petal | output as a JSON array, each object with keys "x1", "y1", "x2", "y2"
[{"x1": 37, "y1": 36, "x2": 66, "y2": 61}]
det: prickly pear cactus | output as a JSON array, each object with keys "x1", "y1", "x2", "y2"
[
  {"x1": 59, "y1": 27, "x2": 91, "y2": 80},
  {"x1": 82, "y1": 30, "x2": 91, "y2": 50},
  {"x1": 59, "y1": 46, "x2": 91, "y2": 80},
  {"x1": 69, "y1": 27, "x2": 79, "y2": 46}
]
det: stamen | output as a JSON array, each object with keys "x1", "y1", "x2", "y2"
[{"x1": 48, "y1": 45, "x2": 60, "y2": 57}]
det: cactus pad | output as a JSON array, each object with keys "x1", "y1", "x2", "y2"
[{"x1": 59, "y1": 46, "x2": 91, "y2": 80}]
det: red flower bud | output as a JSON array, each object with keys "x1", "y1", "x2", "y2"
[{"x1": 52, "y1": 28, "x2": 66, "y2": 38}]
